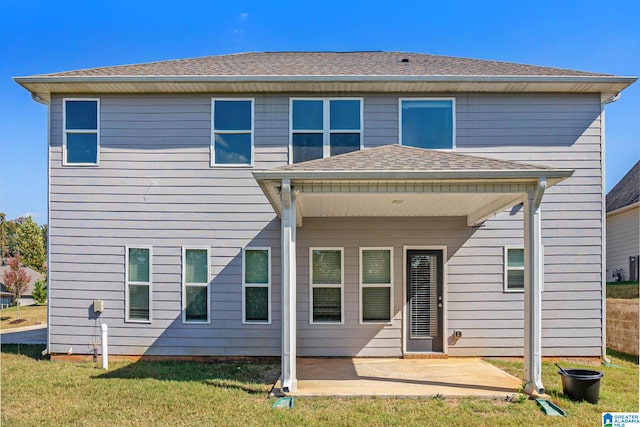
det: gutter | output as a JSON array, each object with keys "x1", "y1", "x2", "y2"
[
  {"x1": 253, "y1": 169, "x2": 574, "y2": 181},
  {"x1": 31, "y1": 93, "x2": 48, "y2": 105},
  {"x1": 14, "y1": 74, "x2": 639, "y2": 85},
  {"x1": 606, "y1": 201, "x2": 640, "y2": 217}
]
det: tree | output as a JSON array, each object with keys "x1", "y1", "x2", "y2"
[
  {"x1": 0, "y1": 213, "x2": 15, "y2": 262},
  {"x1": 14, "y1": 217, "x2": 46, "y2": 272},
  {"x1": 2, "y1": 255, "x2": 31, "y2": 320},
  {"x1": 32, "y1": 279, "x2": 47, "y2": 305},
  {"x1": 41, "y1": 223, "x2": 48, "y2": 257}
]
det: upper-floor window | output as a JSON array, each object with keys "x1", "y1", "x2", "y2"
[
  {"x1": 63, "y1": 98, "x2": 99, "y2": 165},
  {"x1": 400, "y1": 98, "x2": 454, "y2": 149},
  {"x1": 212, "y1": 99, "x2": 253, "y2": 166},
  {"x1": 290, "y1": 98, "x2": 362, "y2": 163}
]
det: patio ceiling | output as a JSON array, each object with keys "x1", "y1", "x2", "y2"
[{"x1": 253, "y1": 145, "x2": 574, "y2": 226}]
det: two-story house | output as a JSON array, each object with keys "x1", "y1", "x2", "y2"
[{"x1": 15, "y1": 51, "x2": 635, "y2": 393}]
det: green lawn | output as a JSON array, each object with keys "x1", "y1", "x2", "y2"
[
  {"x1": 0, "y1": 304, "x2": 47, "y2": 330},
  {"x1": 606, "y1": 282, "x2": 639, "y2": 299},
  {"x1": 1, "y1": 345, "x2": 637, "y2": 427}
]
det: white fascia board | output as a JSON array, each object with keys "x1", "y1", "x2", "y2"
[{"x1": 253, "y1": 169, "x2": 574, "y2": 181}]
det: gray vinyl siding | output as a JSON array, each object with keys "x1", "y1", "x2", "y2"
[
  {"x1": 48, "y1": 92, "x2": 604, "y2": 357},
  {"x1": 606, "y1": 207, "x2": 640, "y2": 281}
]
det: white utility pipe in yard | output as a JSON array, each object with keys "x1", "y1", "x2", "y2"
[{"x1": 101, "y1": 323, "x2": 108, "y2": 369}]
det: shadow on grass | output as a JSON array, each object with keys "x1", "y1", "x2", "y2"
[
  {"x1": 1, "y1": 344, "x2": 47, "y2": 360},
  {"x1": 95, "y1": 360, "x2": 280, "y2": 395},
  {"x1": 607, "y1": 348, "x2": 639, "y2": 364}
]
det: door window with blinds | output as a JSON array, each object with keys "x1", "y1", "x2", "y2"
[
  {"x1": 126, "y1": 246, "x2": 151, "y2": 322},
  {"x1": 360, "y1": 248, "x2": 393, "y2": 323},
  {"x1": 409, "y1": 253, "x2": 439, "y2": 339},
  {"x1": 310, "y1": 248, "x2": 344, "y2": 324},
  {"x1": 182, "y1": 247, "x2": 210, "y2": 323}
]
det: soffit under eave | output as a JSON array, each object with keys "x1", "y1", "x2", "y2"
[
  {"x1": 256, "y1": 176, "x2": 566, "y2": 227},
  {"x1": 16, "y1": 78, "x2": 635, "y2": 103}
]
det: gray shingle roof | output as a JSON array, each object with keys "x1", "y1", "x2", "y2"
[
  {"x1": 0, "y1": 265, "x2": 44, "y2": 296},
  {"x1": 270, "y1": 144, "x2": 552, "y2": 173},
  {"x1": 607, "y1": 161, "x2": 640, "y2": 212},
  {"x1": 36, "y1": 51, "x2": 611, "y2": 78}
]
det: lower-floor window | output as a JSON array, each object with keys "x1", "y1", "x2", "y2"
[
  {"x1": 243, "y1": 247, "x2": 271, "y2": 323},
  {"x1": 310, "y1": 248, "x2": 344, "y2": 324},
  {"x1": 126, "y1": 246, "x2": 151, "y2": 322},
  {"x1": 504, "y1": 246, "x2": 524, "y2": 292},
  {"x1": 360, "y1": 248, "x2": 393, "y2": 323},
  {"x1": 183, "y1": 247, "x2": 210, "y2": 323}
]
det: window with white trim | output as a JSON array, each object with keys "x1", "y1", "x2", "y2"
[
  {"x1": 63, "y1": 98, "x2": 99, "y2": 165},
  {"x1": 182, "y1": 247, "x2": 210, "y2": 323},
  {"x1": 243, "y1": 247, "x2": 271, "y2": 324},
  {"x1": 310, "y1": 248, "x2": 344, "y2": 324},
  {"x1": 360, "y1": 248, "x2": 393, "y2": 323},
  {"x1": 212, "y1": 99, "x2": 253, "y2": 166},
  {"x1": 290, "y1": 98, "x2": 362, "y2": 163},
  {"x1": 504, "y1": 247, "x2": 524, "y2": 292},
  {"x1": 126, "y1": 246, "x2": 151, "y2": 322},
  {"x1": 400, "y1": 98, "x2": 455, "y2": 149}
]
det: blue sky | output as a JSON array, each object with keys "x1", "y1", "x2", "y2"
[{"x1": 1, "y1": 0, "x2": 638, "y2": 222}]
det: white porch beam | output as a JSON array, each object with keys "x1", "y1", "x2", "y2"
[
  {"x1": 466, "y1": 194, "x2": 525, "y2": 226},
  {"x1": 280, "y1": 179, "x2": 298, "y2": 392},
  {"x1": 523, "y1": 177, "x2": 546, "y2": 395}
]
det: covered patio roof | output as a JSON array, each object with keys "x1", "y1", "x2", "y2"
[
  {"x1": 254, "y1": 145, "x2": 573, "y2": 395},
  {"x1": 253, "y1": 145, "x2": 573, "y2": 226}
]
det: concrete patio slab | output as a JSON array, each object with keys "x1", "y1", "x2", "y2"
[{"x1": 274, "y1": 358, "x2": 522, "y2": 398}]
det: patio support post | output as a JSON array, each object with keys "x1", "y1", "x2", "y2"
[
  {"x1": 523, "y1": 177, "x2": 546, "y2": 395},
  {"x1": 280, "y1": 178, "x2": 297, "y2": 392}
]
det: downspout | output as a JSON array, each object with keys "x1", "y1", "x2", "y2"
[
  {"x1": 599, "y1": 92, "x2": 620, "y2": 364},
  {"x1": 280, "y1": 179, "x2": 298, "y2": 392},
  {"x1": 30, "y1": 92, "x2": 51, "y2": 355},
  {"x1": 524, "y1": 177, "x2": 546, "y2": 395}
]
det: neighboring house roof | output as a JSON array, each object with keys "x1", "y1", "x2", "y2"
[
  {"x1": 14, "y1": 51, "x2": 636, "y2": 102},
  {"x1": 0, "y1": 264, "x2": 43, "y2": 297},
  {"x1": 607, "y1": 160, "x2": 640, "y2": 213}
]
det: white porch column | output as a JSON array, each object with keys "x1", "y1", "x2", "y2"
[
  {"x1": 523, "y1": 178, "x2": 546, "y2": 395},
  {"x1": 280, "y1": 178, "x2": 297, "y2": 392}
]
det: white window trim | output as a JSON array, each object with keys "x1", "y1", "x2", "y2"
[
  {"x1": 398, "y1": 97, "x2": 456, "y2": 150},
  {"x1": 211, "y1": 98, "x2": 255, "y2": 167},
  {"x1": 182, "y1": 247, "x2": 211, "y2": 324},
  {"x1": 289, "y1": 97, "x2": 363, "y2": 164},
  {"x1": 504, "y1": 246, "x2": 525, "y2": 293},
  {"x1": 62, "y1": 97, "x2": 100, "y2": 166},
  {"x1": 359, "y1": 247, "x2": 394, "y2": 325},
  {"x1": 125, "y1": 245, "x2": 152, "y2": 323},
  {"x1": 242, "y1": 247, "x2": 271, "y2": 325},
  {"x1": 309, "y1": 247, "x2": 345, "y2": 325}
]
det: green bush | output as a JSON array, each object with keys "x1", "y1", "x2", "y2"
[{"x1": 32, "y1": 280, "x2": 47, "y2": 305}]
